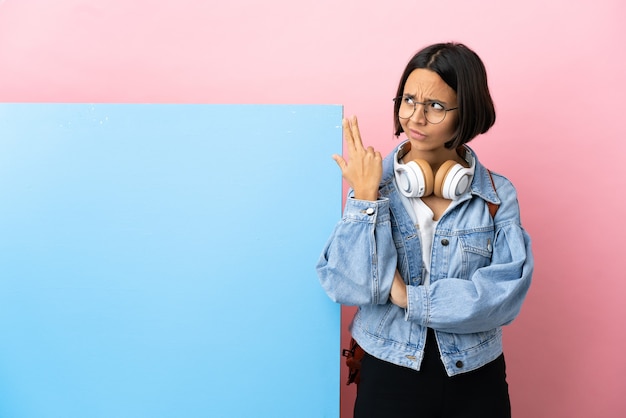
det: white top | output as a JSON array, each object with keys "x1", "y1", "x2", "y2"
[
  {"x1": 403, "y1": 196, "x2": 461, "y2": 286},
  {"x1": 410, "y1": 198, "x2": 438, "y2": 286},
  {"x1": 394, "y1": 157, "x2": 465, "y2": 286}
]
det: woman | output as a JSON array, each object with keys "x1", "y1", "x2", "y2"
[{"x1": 316, "y1": 42, "x2": 533, "y2": 418}]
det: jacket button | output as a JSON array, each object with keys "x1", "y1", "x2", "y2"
[
  {"x1": 455, "y1": 360, "x2": 464, "y2": 368},
  {"x1": 441, "y1": 239, "x2": 449, "y2": 246}
]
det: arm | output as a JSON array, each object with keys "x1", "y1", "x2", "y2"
[
  {"x1": 316, "y1": 195, "x2": 397, "y2": 305},
  {"x1": 402, "y1": 178, "x2": 534, "y2": 334},
  {"x1": 316, "y1": 116, "x2": 397, "y2": 305}
]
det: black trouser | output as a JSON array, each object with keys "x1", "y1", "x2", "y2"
[{"x1": 354, "y1": 329, "x2": 511, "y2": 418}]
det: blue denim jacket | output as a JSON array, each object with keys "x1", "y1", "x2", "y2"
[{"x1": 316, "y1": 143, "x2": 533, "y2": 376}]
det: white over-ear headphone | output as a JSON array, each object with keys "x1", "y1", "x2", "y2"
[{"x1": 394, "y1": 141, "x2": 475, "y2": 200}]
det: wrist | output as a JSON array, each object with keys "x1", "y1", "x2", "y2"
[{"x1": 353, "y1": 190, "x2": 379, "y2": 201}]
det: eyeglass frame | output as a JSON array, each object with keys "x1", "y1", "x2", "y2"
[{"x1": 393, "y1": 95, "x2": 458, "y2": 125}]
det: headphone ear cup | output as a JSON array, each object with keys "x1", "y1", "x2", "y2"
[
  {"x1": 433, "y1": 160, "x2": 460, "y2": 199},
  {"x1": 396, "y1": 159, "x2": 434, "y2": 197},
  {"x1": 435, "y1": 160, "x2": 475, "y2": 200},
  {"x1": 411, "y1": 159, "x2": 434, "y2": 197}
]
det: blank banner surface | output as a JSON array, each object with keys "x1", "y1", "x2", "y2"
[{"x1": 0, "y1": 104, "x2": 341, "y2": 418}]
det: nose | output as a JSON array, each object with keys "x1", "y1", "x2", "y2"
[{"x1": 410, "y1": 103, "x2": 427, "y2": 124}]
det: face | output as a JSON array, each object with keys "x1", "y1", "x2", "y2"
[{"x1": 399, "y1": 68, "x2": 458, "y2": 155}]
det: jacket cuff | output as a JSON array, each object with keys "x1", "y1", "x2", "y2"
[
  {"x1": 405, "y1": 284, "x2": 429, "y2": 325},
  {"x1": 343, "y1": 197, "x2": 390, "y2": 223}
]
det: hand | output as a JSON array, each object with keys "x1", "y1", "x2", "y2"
[
  {"x1": 389, "y1": 270, "x2": 407, "y2": 308},
  {"x1": 332, "y1": 116, "x2": 382, "y2": 201}
]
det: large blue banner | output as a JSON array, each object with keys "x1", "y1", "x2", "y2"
[{"x1": 0, "y1": 104, "x2": 342, "y2": 418}]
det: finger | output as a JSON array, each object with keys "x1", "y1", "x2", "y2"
[
  {"x1": 368, "y1": 149, "x2": 382, "y2": 160},
  {"x1": 349, "y1": 116, "x2": 364, "y2": 149},
  {"x1": 332, "y1": 154, "x2": 347, "y2": 172},
  {"x1": 342, "y1": 118, "x2": 356, "y2": 152}
]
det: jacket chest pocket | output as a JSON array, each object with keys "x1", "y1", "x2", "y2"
[{"x1": 457, "y1": 230, "x2": 495, "y2": 279}]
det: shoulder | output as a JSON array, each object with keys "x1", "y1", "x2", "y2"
[
  {"x1": 469, "y1": 150, "x2": 523, "y2": 222},
  {"x1": 488, "y1": 170, "x2": 518, "y2": 197},
  {"x1": 469, "y1": 148, "x2": 518, "y2": 203},
  {"x1": 482, "y1": 169, "x2": 522, "y2": 223}
]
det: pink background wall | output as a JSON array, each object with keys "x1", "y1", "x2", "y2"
[{"x1": 1, "y1": 1, "x2": 624, "y2": 417}]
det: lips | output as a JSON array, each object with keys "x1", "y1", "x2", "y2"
[{"x1": 409, "y1": 129, "x2": 426, "y2": 140}]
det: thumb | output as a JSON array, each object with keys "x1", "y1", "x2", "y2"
[{"x1": 332, "y1": 154, "x2": 347, "y2": 172}]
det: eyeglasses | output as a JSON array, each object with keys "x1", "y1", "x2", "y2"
[{"x1": 394, "y1": 96, "x2": 458, "y2": 124}]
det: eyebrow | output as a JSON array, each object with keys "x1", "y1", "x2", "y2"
[{"x1": 402, "y1": 93, "x2": 449, "y2": 105}]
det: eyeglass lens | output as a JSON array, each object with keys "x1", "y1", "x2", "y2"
[{"x1": 398, "y1": 100, "x2": 447, "y2": 124}]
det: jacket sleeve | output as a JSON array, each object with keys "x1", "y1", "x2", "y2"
[
  {"x1": 316, "y1": 193, "x2": 398, "y2": 306},
  {"x1": 404, "y1": 176, "x2": 534, "y2": 334}
]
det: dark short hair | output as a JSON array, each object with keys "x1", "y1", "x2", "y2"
[{"x1": 393, "y1": 42, "x2": 496, "y2": 149}]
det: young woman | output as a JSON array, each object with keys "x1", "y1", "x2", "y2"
[{"x1": 316, "y1": 43, "x2": 534, "y2": 418}]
